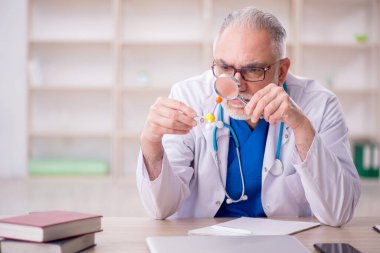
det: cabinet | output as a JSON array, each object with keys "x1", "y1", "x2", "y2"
[
  {"x1": 27, "y1": 0, "x2": 115, "y2": 177},
  {"x1": 26, "y1": 0, "x2": 380, "y2": 177},
  {"x1": 300, "y1": 0, "x2": 380, "y2": 141}
]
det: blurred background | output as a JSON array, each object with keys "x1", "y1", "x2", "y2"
[{"x1": 0, "y1": 0, "x2": 379, "y2": 217}]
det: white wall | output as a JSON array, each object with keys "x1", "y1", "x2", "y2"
[{"x1": 0, "y1": 0, "x2": 27, "y2": 177}]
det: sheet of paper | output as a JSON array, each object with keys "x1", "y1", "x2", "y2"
[
  {"x1": 188, "y1": 226, "x2": 250, "y2": 236},
  {"x1": 188, "y1": 217, "x2": 320, "y2": 236}
]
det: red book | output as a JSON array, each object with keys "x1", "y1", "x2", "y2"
[
  {"x1": 0, "y1": 211, "x2": 102, "y2": 242},
  {"x1": 1, "y1": 233, "x2": 96, "y2": 253}
]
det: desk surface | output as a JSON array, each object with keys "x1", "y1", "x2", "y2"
[{"x1": 88, "y1": 217, "x2": 380, "y2": 253}]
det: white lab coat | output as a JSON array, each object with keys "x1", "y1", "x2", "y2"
[{"x1": 136, "y1": 71, "x2": 360, "y2": 226}]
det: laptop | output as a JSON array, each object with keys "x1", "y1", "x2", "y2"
[{"x1": 146, "y1": 235, "x2": 310, "y2": 253}]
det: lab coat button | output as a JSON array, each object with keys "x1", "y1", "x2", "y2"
[
  {"x1": 216, "y1": 201, "x2": 221, "y2": 206},
  {"x1": 264, "y1": 167, "x2": 268, "y2": 172},
  {"x1": 285, "y1": 134, "x2": 289, "y2": 139}
]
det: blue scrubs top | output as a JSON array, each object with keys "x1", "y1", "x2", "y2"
[{"x1": 215, "y1": 118, "x2": 269, "y2": 217}]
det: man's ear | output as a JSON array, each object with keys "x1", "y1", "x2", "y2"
[{"x1": 278, "y1": 58, "x2": 291, "y2": 85}]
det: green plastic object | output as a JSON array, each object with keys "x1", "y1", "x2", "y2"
[
  {"x1": 355, "y1": 34, "x2": 368, "y2": 43},
  {"x1": 29, "y1": 159, "x2": 108, "y2": 176},
  {"x1": 353, "y1": 142, "x2": 379, "y2": 179}
]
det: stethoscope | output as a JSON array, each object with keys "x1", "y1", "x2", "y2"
[{"x1": 202, "y1": 75, "x2": 288, "y2": 204}]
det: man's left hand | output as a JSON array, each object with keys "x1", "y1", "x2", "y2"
[
  {"x1": 244, "y1": 83, "x2": 305, "y2": 129},
  {"x1": 244, "y1": 83, "x2": 315, "y2": 160}
]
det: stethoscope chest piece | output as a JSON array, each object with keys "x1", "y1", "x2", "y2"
[{"x1": 270, "y1": 159, "x2": 283, "y2": 176}]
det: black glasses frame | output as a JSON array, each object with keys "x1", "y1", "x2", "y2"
[{"x1": 211, "y1": 59, "x2": 283, "y2": 82}]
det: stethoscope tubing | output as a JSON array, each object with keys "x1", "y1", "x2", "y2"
[{"x1": 212, "y1": 83, "x2": 288, "y2": 204}]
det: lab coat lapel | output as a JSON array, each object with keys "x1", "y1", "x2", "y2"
[
  {"x1": 262, "y1": 123, "x2": 277, "y2": 184},
  {"x1": 262, "y1": 121, "x2": 290, "y2": 183}
]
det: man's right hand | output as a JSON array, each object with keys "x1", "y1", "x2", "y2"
[{"x1": 140, "y1": 97, "x2": 197, "y2": 180}]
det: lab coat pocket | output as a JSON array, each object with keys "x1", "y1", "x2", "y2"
[{"x1": 284, "y1": 172, "x2": 307, "y2": 205}]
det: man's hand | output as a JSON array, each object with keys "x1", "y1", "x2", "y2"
[
  {"x1": 140, "y1": 97, "x2": 197, "y2": 180},
  {"x1": 244, "y1": 83, "x2": 315, "y2": 160},
  {"x1": 244, "y1": 83, "x2": 302, "y2": 128}
]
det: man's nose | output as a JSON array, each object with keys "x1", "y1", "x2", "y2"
[{"x1": 234, "y1": 72, "x2": 247, "y2": 91}]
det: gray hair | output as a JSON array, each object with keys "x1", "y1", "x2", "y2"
[{"x1": 213, "y1": 6, "x2": 287, "y2": 59}]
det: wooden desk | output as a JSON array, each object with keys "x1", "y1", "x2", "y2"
[{"x1": 88, "y1": 217, "x2": 380, "y2": 253}]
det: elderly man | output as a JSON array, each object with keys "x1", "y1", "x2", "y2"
[{"x1": 136, "y1": 6, "x2": 360, "y2": 226}]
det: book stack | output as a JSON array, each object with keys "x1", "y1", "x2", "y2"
[{"x1": 0, "y1": 211, "x2": 102, "y2": 253}]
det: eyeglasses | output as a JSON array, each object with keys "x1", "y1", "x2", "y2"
[{"x1": 211, "y1": 60, "x2": 282, "y2": 82}]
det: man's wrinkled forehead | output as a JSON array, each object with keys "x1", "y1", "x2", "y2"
[
  {"x1": 213, "y1": 58, "x2": 271, "y2": 69},
  {"x1": 214, "y1": 27, "x2": 276, "y2": 66}
]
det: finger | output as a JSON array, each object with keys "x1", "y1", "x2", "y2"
[
  {"x1": 268, "y1": 101, "x2": 287, "y2": 125},
  {"x1": 263, "y1": 92, "x2": 287, "y2": 121},
  {"x1": 262, "y1": 99, "x2": 281, "y2": 122},
  {"x1": 245, "y1": 88, "x2": 266, "y2": 116},
  {"x1": 152, "y1": 104, "x2": 196, "y2": 127},
  {"x1": 157, "y1": 97, "x2": 197, "y2": 117},
  {"x1": 245, "y1": 83, "x2": 276, "y2": 116},
  {"x1": 149, "y1": 112, "x2": 193, "y2": 132},
  {"x1": 250, "y1": 86, "x2": 281, "y2": 122},
  {"x1": 149, "y1": 122, "x2": 190, "y2": 136}
]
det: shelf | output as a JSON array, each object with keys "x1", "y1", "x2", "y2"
[
  {"x1": 30, "y1": 0, "x2": 113, "y2": 41},
  {"x1": 122, "y1": 39, "x2": 203, "y2": 46},
  {"x1": 302, "y1": 41, "x2": 377, "y2": 49},
  {"x1": 30, "y1": 137, "x2": 111, "y2": 167},
  {"x1": 331, "y1": 87, "x2": 378, "y2": 96},
  {"x1": 121, "y1": 0, "x2": 203, "y2": 44},
  {"x1": 304, "y1": 0, "x2": 373, "y2": 4},
  {"x1": 30, "y1": 44, "x2": 113, "y2": 85},
  {"x1": 302, "y1": 46, "x2": 374, "y2": 89},
  {"x1": 121, "y1": 44, "x2": 203, "y2": 87},
  {"x1": 31, "y1": 92, "x2": 113, "y2": 136},
  {"x1": 30, "y1": 85, "x2": 113, "y2": 92},
  {"x1": 122, "y1": 86, "x2": 171, "y2": 95},
  {"x1": 30, "y1": 130, "x2": 112, "y2": 138},
  {"x1": 30, "y1": 39, "x2": 113, "y2": 45},
  {"x1": 350, "y1": 133, "x2": 379, "y2": 142},
  {"x1": 120, "y1": 130, "x2": 379, "y2": 142},
  {"x1": 301, "y1": 0, "x2": 373, "y2": 44}
]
